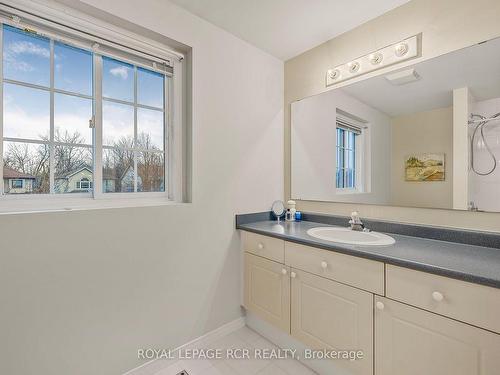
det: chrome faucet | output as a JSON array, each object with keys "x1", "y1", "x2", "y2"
[{"x1": 349, "y1": 211, "x2": 369, "y2": 232}]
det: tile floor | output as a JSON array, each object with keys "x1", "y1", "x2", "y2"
[{"x1": 150, "y1": 326, "x2": 317, "y2": 375}]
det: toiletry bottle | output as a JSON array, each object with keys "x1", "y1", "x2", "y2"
[
  {"x1": 287, "y1": 200, "x2": 296, "y2": 222},
  {"x1": 295, "y1": 211, "x2": 302, "y2": 221}
]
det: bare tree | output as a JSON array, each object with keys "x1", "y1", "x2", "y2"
[
  {"x1": 4, "y1": 142, "x2": 50, "y2": 193},
  {"x1": 4, "y1": 130, "x2": 164, "y2": 193}
]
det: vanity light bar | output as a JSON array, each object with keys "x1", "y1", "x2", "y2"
[{"x1": 326, "y1": 35, "x2": 420, "y2": 87}]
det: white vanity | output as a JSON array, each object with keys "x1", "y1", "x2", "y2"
[{"x1": 239, "y1": 227, "x2": 500, "y2": 375}]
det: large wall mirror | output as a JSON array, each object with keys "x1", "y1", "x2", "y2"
[{"x1": 291, "y1": 36, "x2": 500, "y2": 212}]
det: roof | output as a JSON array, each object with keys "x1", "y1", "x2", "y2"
[
  {"x1": 3, "y1": 166, "x2": 36, "y2": 179},
  {"x1": 55, "y1": 165, "x2": 92, "y2": 180}
]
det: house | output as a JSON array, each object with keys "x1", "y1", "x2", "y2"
[
  {"x1": 120, "y1": 165, "x2": 141, "y2": 192},
  {"x1": 3, "y1": 166, "x2": 36, "y2": 194},
  {"x1": 55, "y1": 166, "x2": 94, "y2": 193},
  {"x1": 54, "y1": 165, "x2": 140, "y2": 193}
]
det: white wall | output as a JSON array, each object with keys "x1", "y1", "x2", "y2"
[
  {"x1": 285, "y1": 0, "x2": 500, "y2": 231},
  {"x1": 470, "y1": 97, "x2": 500, "y2": 212},
  {"x1": 0, "y1": 1, "x2": 284, "y2": 374},
  {"x1": 291, "y1": 89, "x2": 391, "y2": 204}
]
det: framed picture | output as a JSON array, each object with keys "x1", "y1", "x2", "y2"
[{"x1": 405, "y1": 153, "x2": 445, "y2": 181}]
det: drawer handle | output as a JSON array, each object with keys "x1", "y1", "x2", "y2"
[
  {"x1": 321, "y1": 261, "x2": 328, "y2": 269},
  {"x1": 281, "y1": 268, "x2": 287, "y2": 275},
  {"x1": 376, "y1": 301, "x2": 385, "y2": 310},
  {"x1": 290, "y1": 271, "x2": 296, "y2": 278},
  {"x1": 257, "y1": 243, "x2": 264, "y2": 250},
  {"x1": 432, "y1": 291, "x2": 444, "y2": 302}
]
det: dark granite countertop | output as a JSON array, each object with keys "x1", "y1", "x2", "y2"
[{"x1": 237, "y1": 219, "x2": 500, "y2": 289}]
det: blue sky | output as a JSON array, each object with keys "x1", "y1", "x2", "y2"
[{"x1": 3, "y1": 24, "x2": 164, "y2": 150}]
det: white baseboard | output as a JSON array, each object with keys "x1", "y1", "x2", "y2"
[{"x1": 124, "y1": 317, "x2": 245, "y2": 375}]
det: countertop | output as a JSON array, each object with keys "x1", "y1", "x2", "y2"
[{"x1": 237, "y1": 219, "x2": 500, "y2": 289}]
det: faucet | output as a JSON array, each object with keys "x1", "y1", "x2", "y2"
[{"x1": 349, "y1": 211, "x2": 369, "y2": 232}]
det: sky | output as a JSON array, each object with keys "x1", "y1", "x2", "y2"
[{"x1": 2, "y1": 24, "x2": 165, "y2": 152}]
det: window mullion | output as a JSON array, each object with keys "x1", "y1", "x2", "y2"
[
  {"x1": 93, "y1": 54, "x2": 103, "y2": 198},
  {"x1": 165, "y1": 75, "x2": 170, "y2": 199},
  {"x1": 49, "y1": 39, "x2": 55, "y2": 194},
  {"x1": 0, "y1": 24, "x2": 4, "y2": 196},
  {"x1": 133, "y1": 66, "x2": 138, "y2": 193}
]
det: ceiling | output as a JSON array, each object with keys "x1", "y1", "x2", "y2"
[
  {"x1": 169, "y1": 0, "x2": 411, "y2": 60},
  {"x1": 341, "y1": 36, "x2": 500, "y2": 117}
]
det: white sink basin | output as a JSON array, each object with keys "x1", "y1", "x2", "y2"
[{"x1": 307, "y1": 227, "x2": 395, "y2": 246}]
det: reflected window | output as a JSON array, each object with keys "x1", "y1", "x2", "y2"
[{"x1": 336, "y1": 117, "x2": 361, "y2": 190}]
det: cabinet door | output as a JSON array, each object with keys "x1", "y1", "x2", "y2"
[
  {"x1": 291, "y1": 269, "x2": 373, "y2": 375},
  {"x1": 375, "y1": 296, "x2": 500, "y2": 375},
  {"x1": 244, "y1": 252, "x2": 290, "y2": 332}
]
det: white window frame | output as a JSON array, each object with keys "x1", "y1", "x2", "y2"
[
  {"x1": 335, "y1": 114, "x2": 366, "y2": 195},
  {"x1": 0, "y1": 0, "x2": 186, "y2": 213}
]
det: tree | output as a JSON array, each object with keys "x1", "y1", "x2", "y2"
[{"x1": 3, "y1": 142, "x2": 50, "y2": 193}]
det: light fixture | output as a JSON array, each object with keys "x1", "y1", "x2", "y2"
[
  {"x1": 385, "y1": 68, "x2": 420, "y2": 85},
  {"x1": 326, "y1": 34, "x2": 420, "y2": 87}
]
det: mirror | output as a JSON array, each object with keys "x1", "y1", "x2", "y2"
[
  {"x1": 271, "y1": 200, "x2": 285, "y2": 220},
  {"x1": 291, "y1": 36, "x2": 500, "y2": 212}
]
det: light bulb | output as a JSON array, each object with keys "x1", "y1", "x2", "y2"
[
  {"x1": 369, "y1": 53, "x2": 383, "y2": 65},
  {"x1": 395, "y1": 43, "x2": 409, "y2": 57},
  {"x1": 328, "y1": 69, "x2": 341, "y2": 80},
  {"x1": 348, "y1": 61, "x2": 360, "y2": 73}
]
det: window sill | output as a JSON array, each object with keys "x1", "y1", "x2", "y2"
[
  {"x1": 335, "y1": 188, "x2": 364, "y2": 195},
  {"x1": 0, "y1": 196, "x2": 188, "y2": 215}
]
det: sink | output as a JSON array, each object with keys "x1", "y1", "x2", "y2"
[{"x1": 307, "y1": 227, "x2": 395, "y2": 246}]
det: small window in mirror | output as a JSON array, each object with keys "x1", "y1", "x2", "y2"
[{"x1": 336, "y1": 115, "x2": 362, "y2": 190}]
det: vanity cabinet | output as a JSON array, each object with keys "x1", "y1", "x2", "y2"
[
  {"x1": 375, "y1": 296, "x2": 500, "y2": 375},
  {"x1": 241, "y1": 230, "x2": 500, "y2": 375},
  {"x1": 291, "y1": 269, "x2": 373, "y2": 375},
  {"x1": 244, "y1": 252, "x2": 290, "y2": 332}
]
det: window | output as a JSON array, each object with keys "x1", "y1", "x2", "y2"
[
  {"x1": 336, "y1": 116, "x2": 362, "y2": 190},
  {"x1": 11, "y1": 179, "x2": 23, "y2": 189},
  {"x1": 102, "y1": 58, "x2": 165, "y2": 193},
  {"x1": 0, "y1": 17, "x2": 178, "y2": 205},
  {"x1": 76, "y1": 178, "x2": 92, "y2": 190}
]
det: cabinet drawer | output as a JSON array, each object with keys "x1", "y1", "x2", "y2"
[
  {"x1": 285, "y1": 242, "x2": 384, "y2": 294},
  {"x1": 386, "y1": 265, "x2": 500, "y2": 334},
  {"x1": 242, "y1": 231, "x2": 284, "y2": 263}
]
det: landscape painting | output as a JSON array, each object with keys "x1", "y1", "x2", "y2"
[{"x1": 405, "y1": 153, "x2": 445, "y2": 181}]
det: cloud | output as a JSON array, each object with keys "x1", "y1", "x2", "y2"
[
  {"x1": 8, "y1": 41, "x2": 50, "y2": 58},
  {"x1": 109, "y1": 66, "x2": 129, "y2": 80},
  {"x1": 3, "y1": 41, "x2": 50, "y2": 74}
]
